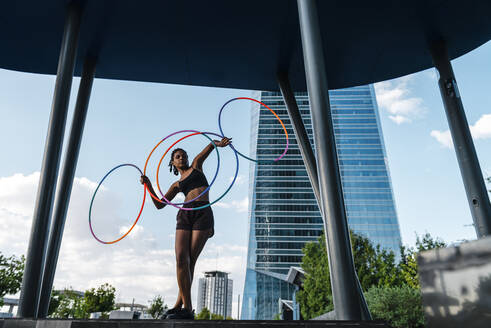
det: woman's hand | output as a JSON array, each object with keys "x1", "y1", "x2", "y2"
[
  {"x1": 140, "y1": 175, "x2": 151, "y2": 186},
  {"x1": 213, "y1": 137, "x2": 232, "y2": 147}
]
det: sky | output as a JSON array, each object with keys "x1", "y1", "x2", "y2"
[{"x1": 1, "y1": 40, "x2": 490, "y2": 318}]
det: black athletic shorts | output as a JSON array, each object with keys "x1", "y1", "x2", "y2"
[{"x1": 176, "y1": 201, "x2": 214, "y2": 238}]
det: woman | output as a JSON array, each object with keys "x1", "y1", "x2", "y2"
[{"x1": 140, "y1": 136, "x2": 231, "y2": 320}]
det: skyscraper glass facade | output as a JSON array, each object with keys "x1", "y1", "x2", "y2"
[{"x1": 241, "y1": 85, "x2": 402, "y2": 320}]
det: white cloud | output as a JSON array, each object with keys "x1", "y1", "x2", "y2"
[
  {"x1": 0, "y1": 172, "x2": 247, "y2": 310},
  {"x1": 430, "y1": 130, "x2": 453, "y2": 148},
  {"x1": 215, "y1": 197, "x2": 249, "y2": 213},
  {"x1": 431, "y1": 114, "x2": 491, "y2": 148},
  {"x1": 229, "y1": 174, "x2": 246, "y2": 186},
  {"x1": 119, "y1": 224, "x2": 144, "y2": 239},
  {"x1": 174, "y1": 193, "x2": 185, "y2": 202},
  {"x1": 426, "y1": 69, "x2": 438, "y2": 81},
  {"x1": 388, "y1": 115, "x2": 410, "y2": 125},
  {"x1": 374, "y1": 75, "x2": 425, "y2": 124},
  {"x1": 471, "y1": 114, "x2": 491, "y2": 140}
]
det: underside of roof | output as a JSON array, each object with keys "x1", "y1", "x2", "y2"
[{"x1": 0, "y1": 0, "x2": 490, "y2": 91}]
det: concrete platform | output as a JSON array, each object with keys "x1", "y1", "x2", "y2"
[{"x1": 0, "y1": 319, "x2": 391, "y2": 328}]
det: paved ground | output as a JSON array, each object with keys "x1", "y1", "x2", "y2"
[{"x1": 1, "y1": 319, "x2": 392, "y2": 328}]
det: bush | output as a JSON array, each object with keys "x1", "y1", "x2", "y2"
[
  {"x1": 365, "y1": 286, "x2": 425, "y2": 328},
  {"x1": 210, "y1": 313, "x2": 224, "y2": 320},
  {"x1": 148, "y1": 295, "x2": 166, "y2": 319},
  {"x1": 0, "y1": 252, "x2": 25, "y2": 307},
  {"x1": 195, "y1": 307, "x2": 211, "y2": 320},
  {"x1": 49, "y1": 283, "x2": 116, "y2": 319},
  {"x1": 195, "y1": 307, "x2": 229, "y2": 320}
]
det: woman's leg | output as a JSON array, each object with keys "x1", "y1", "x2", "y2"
[
  {"x1": 172, "y1": 228, "x2": 211, "y2": 309},
  {"x1": 174, "y1": 229, "x2": 192, "y2": 310},
  {"x1": 189, "y1": 228, "x2": 212, "y2": 280}
]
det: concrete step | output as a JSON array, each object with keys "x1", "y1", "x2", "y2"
[{"x1": 1, "y1": 319, "x2": 391, "y2": 328}]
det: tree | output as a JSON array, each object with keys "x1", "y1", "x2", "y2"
[
  {"x1": 415, "y1": 233, "x2": 446, "y2": 252},
  {"x1": 295, "y1": 234, "x2": 333, "y2": 319},
  {"x1": 297, "y1": 230, "x2": 446, "y2": 327},
  {"x1": 296, "y1": 231, "x2": 403, "y2": 319},
  {"x1": 83, "y1": 283, "x2": 116, "y2": 318},
  {"x1": 148, "y1": 295, "x2": 167, "y2": 319},
  {"x1": 365, "y1": 286, "x2": 425, "y2": 328},
  {"x1": 399, "y1": 246, "x2": 420, "y2": 289},
  {"x1": 50, "y1": 283, "x2": 116, "y2": 319},
  {"x1": 0, "y1": 252, "x2": 25, "y2": 307},
  {"x1": 195, "y1": 307, "x2": 211, "y2": 320},
  {"x1": 48, "y1": 289, "x2": 63, "y2": 317},
  {"x1": 49, "y1": 288, "x2": 86, "y2": 319},
  {"x1": 351, "y1": 231, "x2": 404, "y2": 290},
  {"x1": 399, "y1": 233, "x2": 446, "y2": 289}
]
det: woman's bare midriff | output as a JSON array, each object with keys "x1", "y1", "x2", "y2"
[{"x1": 184, "y1": 186, "x2": 209, "y2": 203}]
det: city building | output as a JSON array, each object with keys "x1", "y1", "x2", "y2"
[
  {"x1": 241, "y1": 85, "x2": 402, "y2": 319},
  {"x1": 197, "y1": 271, "x2": 233, "y2": 318}
]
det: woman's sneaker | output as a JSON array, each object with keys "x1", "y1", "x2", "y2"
[
  {"x1": 160, "y1": 307, "x2": 180, "y2": 319},
  {"x1": 166, "y1": 308, "x2": 195, "y2": 320}
]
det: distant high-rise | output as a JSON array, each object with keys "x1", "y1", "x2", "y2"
[
  {"x1": 197, "y1": 271, "x2": 233, "y2": 318},
  {"x1": 241, "y1": 85, "x2": 402, "y2": 320}
]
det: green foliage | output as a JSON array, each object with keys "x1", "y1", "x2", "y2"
[
  {"x1": 297, "y1": 231, "x2": 404, "y2": 320},
  {"x1": 48, "y1": 289, "x2": 63, "y2": 316},
  {"x1": 195, "y1": 307, "x2": 211, "y2": 320},
  {"x1": 399, "y1": 246, "x2": 420, "y2": 289},
  {"x1": 83, "y1": 283, "x2": 116, "y2": 317},
  {"x1": 50, "y1": 283, "x2": 116, "y2": 319},
  {"x1": 295, "y1": 235, "x2": 333, "y2": 319},
  {"x1": 148, "y1": 295, "x2": 167, "y2": 319},
  {"x1": 297, "y1": 230, "x2": 445, "y2": 325},
  {"x1": 195, "y1": 307, "x2": 227, "y2": 320},
  {"x1": 351, "y1": 231, "x2": 404, "y2": 290},
  {"x1": 49, "y1": 288, "x2": 86, "y2": 319},
  {"x1": 210, "y1": 313, "x2": 224, "y2": 320},
  {"x1": 365, "y1": 286, "x2": 425, "y2": 328},
  {"x1": 415, "y1": 233, "x2": 446, "y2": 252},
  {"x1": 225, "y1": 316, "x2": 234, "y2": 320},
  {"x1": 399, "y1": 233, "x2": 447, "y2": 289},
  {"x1": 273, "y1": 313, "x2": 281, "y2": 320},
  {"x1": 0, "y1": 252, "x2": 25, "y2": 306}
]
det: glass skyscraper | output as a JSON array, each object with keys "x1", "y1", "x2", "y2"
[{"x1": 241, "y1": 85, "x2": 402, "y2": 320}]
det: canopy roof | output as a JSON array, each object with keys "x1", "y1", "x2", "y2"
[{"x1": 1, "y1": 0, "x2": 490, "y2": 91}]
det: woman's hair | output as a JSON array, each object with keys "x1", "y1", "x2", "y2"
[{"x1": 168, "y1": 148, "x2": 187, "y2": 175}]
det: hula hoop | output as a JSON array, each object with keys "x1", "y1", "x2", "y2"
[
  {"x1": 88, "y1": 163, "x2": 145, "y2": 244},
  {"x1": 153, "y1": 131, "x2": 239, "y2": 211},
  {"x1": 89, "y1": 97, "x2": 284, "y2": 244},
  {"x1": 218, "y1": 97, "x2": 289, "y2": 163},
  {"x1": 143, "y1": 130, "x2": 219, "y2": 206}
]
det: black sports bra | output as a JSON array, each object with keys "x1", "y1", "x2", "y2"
[{"x1": 178, "y1": 168, "x2": 209, "y2": 196}]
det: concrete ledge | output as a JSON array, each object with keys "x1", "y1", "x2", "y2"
[
  {"x1": 1, "y1": 319, "x2": 391, "y2": 328},
  {"x1": 418, "y1": 236, "x2": 491, "y2": 328}
]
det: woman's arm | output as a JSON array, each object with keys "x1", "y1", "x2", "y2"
[
  {"x1": 192, "y1": 137, "x2": 231, "y2": 170},
  {"x1": 141, "y1": 176, "x2": 179, "y2": 209}
]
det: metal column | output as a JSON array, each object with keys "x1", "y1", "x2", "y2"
[
  {"x1": 277, "y1": 72, "x2": 321, "y2": 201},
  {"x1": 296, "y1": 0, "x2": 363, "y2": 319},
  {"x1": 37, "y1": 56, "x2": 97, "y2": 318},
  {"x1": 430, "y1": 41, "x2": 491, "y2": 238},
  {"x1": 278, "y1": 73, "x2": 371, "y2": 320},
  {"x1": 17, "y1": 2, "x2": 83, "y2": 318}
]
